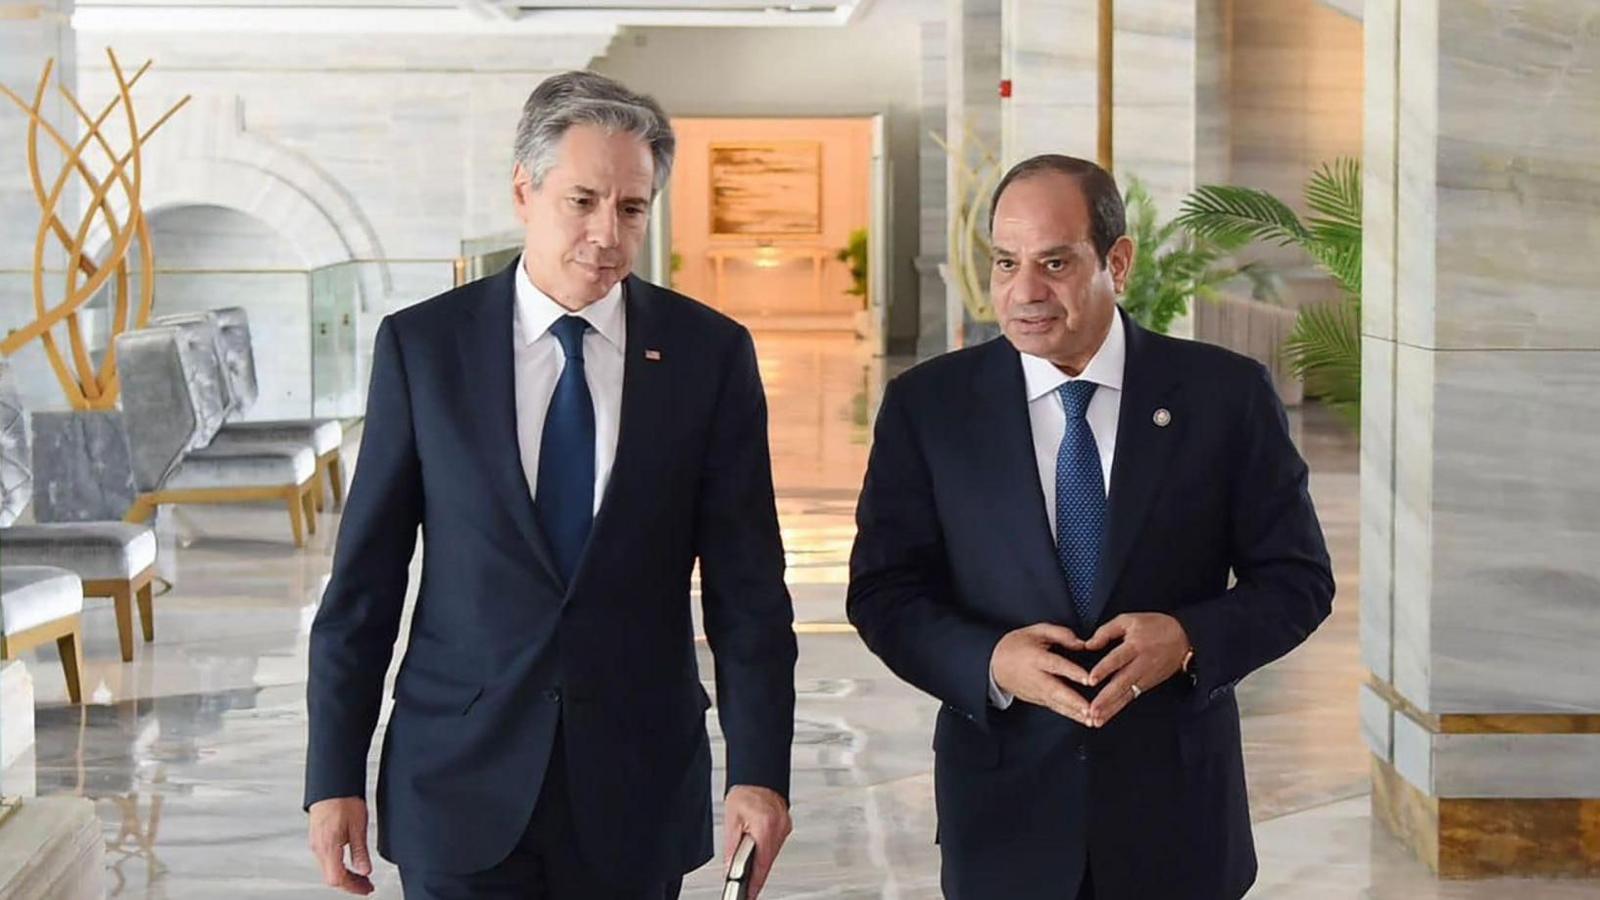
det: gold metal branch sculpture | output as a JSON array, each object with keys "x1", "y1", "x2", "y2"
[
  {"x1": 0, "y1": 49, "x2": 189, "y2": 409},
  {"x1": 931, "y1": 125, "x2": 1000, "y2": 324}
]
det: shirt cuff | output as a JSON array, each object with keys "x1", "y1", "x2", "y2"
[{"x1": 987, "y1": 665, "x2": 1015, "y2": 710}]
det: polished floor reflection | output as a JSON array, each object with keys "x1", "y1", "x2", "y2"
[{"x1": 7, "y1": 332, "x2": 1598, "y2": 898}]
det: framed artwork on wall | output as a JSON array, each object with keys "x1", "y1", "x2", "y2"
[{"x1": 708, "y1": 141, "x2": 823, "y2": 237}]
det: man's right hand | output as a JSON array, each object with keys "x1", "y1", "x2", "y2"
[
  {"x1": 990, "y1": 623, "x2": 1094, "y2": 725},
  {"x1": 309, "y1": 797, "x2": 375, "y2": 895}
]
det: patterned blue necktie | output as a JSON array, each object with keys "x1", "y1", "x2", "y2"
[
  {"x1": 1055, "y1": 380, "x2": 1106, "y2": 626},
  {"x1": 535, "y1": 316, "x2": 596, "y2": 584}
]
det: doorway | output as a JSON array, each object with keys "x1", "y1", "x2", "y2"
[{"x1": 663, "y1": 117, "x2": 883, "y2": 338}]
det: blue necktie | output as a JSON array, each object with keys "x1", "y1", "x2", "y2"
[
  {"x1": 1055, "y1": 380, "x2": 1106, "y2": 626},
  {"x1": 535, "y1": 316, "x2": 596, "y2": 584}
]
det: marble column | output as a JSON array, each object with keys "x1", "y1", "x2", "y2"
[
  {"x1": 1001, "y1": 0, "x2": 1100, "y2": 167},
  {"x1": 1000, "y1": 0, "x2": 1227, "y2": 208},
  {"x1": 1001, "y1": 0, "x2": 1228, "y2": 339},
  {"x1": 917, "y1": 20, "x2": 950, "y2": 358},
  {"x1": 1361, "y1": 0, "x2": 1600, "y2": 878},
  {"x1": 946, "y1": 0, "x2": 1004, "y2": 347},
  {"x1": 0, "y1": 0, "x2": 77, "y2": 413}
]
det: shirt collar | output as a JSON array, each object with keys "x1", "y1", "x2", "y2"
[
  {"x1": 1019, "y1": 310, "x2": 1127, "y2": 403},
  {"x1": 513, "y1": 254, "x2": 625, "y2": 349}
]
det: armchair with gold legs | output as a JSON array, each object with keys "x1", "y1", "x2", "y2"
[
  {"x1": 0, "y1": 361, "x2": 156, "y2": 663},
  {"x1": 115, "y1": 324, "x2": 320, "y2": 548},
  {"x1": 168, "y1": 308, "x2": 346, "y2": 512}
]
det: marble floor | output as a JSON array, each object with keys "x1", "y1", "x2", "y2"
[{"x1": 6, "y1": 332, "x2": 1599, "y2": 898}]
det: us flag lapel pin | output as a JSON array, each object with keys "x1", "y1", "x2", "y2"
[{"x1": 644, "y1": 349, "x2": 663, "y2": 361}]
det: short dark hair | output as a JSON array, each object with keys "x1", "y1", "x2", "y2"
[{"x1": 988, "y1": 154, "x2": 1126, "y2": 267}]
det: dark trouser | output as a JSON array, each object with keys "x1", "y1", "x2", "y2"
[
  {"x1": 401, "y1": 728, "x2": 683, "y2": 900},
  {"x1": 1077, "y1": 862, "x2": 1094, "y2": 900}
]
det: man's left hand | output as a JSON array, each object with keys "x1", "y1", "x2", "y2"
[
  {"x1": 1084, "y1": 613, "x2": 1192, "y2": 727},
  {"x1": 723, "y1": 785, "x2": 791, "y2": 900}
]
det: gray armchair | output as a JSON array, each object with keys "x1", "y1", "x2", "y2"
[
  {"x1": 116, "y1": 323, "x2": 321, "y2": 547},
  {"x1": 156, "y1": 308, "x2": 346, "y2": 511},
  {"x1": 0, "y1": 366, "x2": 89, "y2": 698},
  {"x1": 0, "y1": 567, "x2": 85, "y2": 704},
  {"x1": 0, "y1": 361, "x2": 158, "y2": 662}
]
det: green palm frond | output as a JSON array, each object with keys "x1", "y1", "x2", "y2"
[
  {"x1": 1176, "y1": 186, "x2": 1310, "y2": 249},
  {"x1": 1120, "y1": 176, "x2": 1275, "y2": 335},
  {"x1": 1304, "y1": 158, "x2": 1363, "y2": 295},
  {"x1": 1175, "y1": 158, "x2": 1364, "y2": 428},
  {"x1": 1305, "y1": 158, "x2": 1362, "y2": 231},
  {"x1": 1307, "y1": 230, "x2": 1362, "y2": 297},
  {"x1": 1284, "y1": 298, "x2": 1362, "y2": 425}
]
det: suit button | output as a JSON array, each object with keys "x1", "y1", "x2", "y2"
[
  {"x1": 1076, "y1": 743, "x2": 1089, "y2": 761},
  {"x1": 543, "y1": 687, "x2": 562, "y2": 703}
]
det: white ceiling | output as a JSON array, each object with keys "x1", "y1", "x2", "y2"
[{"x1": 73, "y1": 0, "x2": 877, "y2": 34}]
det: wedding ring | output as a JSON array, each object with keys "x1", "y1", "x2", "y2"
[{"x1": 1130, "y1": 683, "x2": 1142, "y2": 700}]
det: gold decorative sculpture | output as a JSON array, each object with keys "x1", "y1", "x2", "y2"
[
  {"x1": 932, "y1": 126, "x2": 999, "y2": 324},
  {"x1": 0, "y1": 49, "x2": 189, "y2": 409}
]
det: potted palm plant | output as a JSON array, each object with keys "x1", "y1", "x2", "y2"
[
  {"x1": 1175, "y1": 159, "x2": 1362, "y2": 426},
  {"x1": 1119, "y1": 177, "x2": 1276, "y2": 336}
]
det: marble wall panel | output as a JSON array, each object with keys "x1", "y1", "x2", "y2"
[
  {"x1": 1393, "y1": 707, "x2": 1435, "y2": 793},
  {"x1": 1434, "y1": 733, "x2": 1600, "y2": 799},
  {"x1": 1359, "y1": 335, "x2": 1396, "y2": 681},
  {"x1": 1359, "y1": 682, "x2": 1394, "y2": 762},
  {"x1": 1390, "y1": 342, "x2": 1435, "y2": 709},
  {"x1": 1001, "y1": 0, "x2": 1099, "y2": 166},
  {"x1": 1362, "y1": 0, "x2": 1398, "y2": 342},
  {"x1": 1430, "y1": 1, "x2": 1600, "y2": 351},
  {"x1": 1426, "y1": 349, "x2": 1600, "y2": 714}
]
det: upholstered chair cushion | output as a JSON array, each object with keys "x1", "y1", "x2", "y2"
[
  {"x1": 115, "y1": 325, "x2": 227, "y2": 492},
  {"x1": 28, "y1": 410, "x2": 139, "y2": 523},
  {"x1": 165, "y1": 443, "x2": 316, "y2": 491},
  {"x1": 214, "y1": 419, "x2": 343, "y2": 456},
  {"x1": 0, "y1": 361, "x2": 32, "y2": 527},
  {"x1": 0, "y1": 565, "x2": 83, "y2": 638},
  {"x1": 0, "y1": 522, "x2": 157, "y2": 580},
  {"x1": 152, "y1": 312, "x2": 238, "y2": 420},
  {"x1": 212, "y1": 307, "x2": 261, "y2": 415}
]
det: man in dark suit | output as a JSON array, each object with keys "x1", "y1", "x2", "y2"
[
  {"x1": 304, "y1": 71, "x2": 797, "y2": 899},
  {"x1": 847, "y1": 155, "x2": 1334, "y2": 899}
]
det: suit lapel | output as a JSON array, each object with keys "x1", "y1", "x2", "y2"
[
  {"x1": 455, "y1": 262, "x2": 565, "y2": 589},
  {"x1": 567, "y1": 275, "x2": 672, "y2": 596},
  {"x1": 1086, "y1": 312, "x2": 1182, "y2": 624},
  {"x1": 969, "y1": 340, "x2": 1084, "y2": 632}
]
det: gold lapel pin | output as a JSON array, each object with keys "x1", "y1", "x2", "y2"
[
  {"x1": 644, "y1": 349, "x2": 662, "y2": 361},
  {"x1": 1153, "y1": 408, "x2": 1172, "y2": 427}
]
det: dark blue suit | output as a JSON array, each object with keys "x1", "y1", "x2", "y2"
[
  {"x1": 304, "y1": 264, "x2": 797, "y2": 891},
  {"x1": 847, "y1": 311, "x2": 1333, "y2": 900}
]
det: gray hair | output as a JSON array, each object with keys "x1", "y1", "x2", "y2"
[{"x1": 512, "y1": 70, "x2": 676, "y2": 195}]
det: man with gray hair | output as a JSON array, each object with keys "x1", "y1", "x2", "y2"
[{"x1": 305, "y1": 70, "x2": 797, "y2": 899}]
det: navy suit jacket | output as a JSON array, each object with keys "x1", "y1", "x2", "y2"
[
  {"x1": 847, "y1": 311, "x2": 1334, "y2": 900},
  {"x1": 304, "y1": 264, "x2": 797, "y2": 884}
]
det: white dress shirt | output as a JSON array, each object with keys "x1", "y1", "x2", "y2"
[
  {"x1": 990, "y1": 312, "x2": 1127, "y2": 709},
  {"x1": 512, "y1": 257, "x2": 627, "y2": 515}
]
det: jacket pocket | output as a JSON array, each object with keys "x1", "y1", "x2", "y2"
[
  {"x1": 1177, "y1": 692, "x2": 1239, "y2": 769},
  {"x1": 932, "y1": 705, "x2": 1000, "y2": 769},
  {"x1": 392, "y1": 671, "x2": 484, "y2": 717}
]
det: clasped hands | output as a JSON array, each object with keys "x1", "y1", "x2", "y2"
[{"x1": 991, "y1": 614, "x2": 1191, "y2": 727}]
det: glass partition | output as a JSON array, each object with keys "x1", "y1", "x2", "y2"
[{"x1": 3, "y1": 259, "x2": 457, "y2": 421}]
